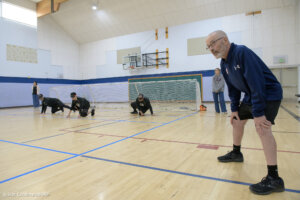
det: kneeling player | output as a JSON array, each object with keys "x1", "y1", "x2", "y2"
[
  {"x1": 39, "y1": 94, "x2": 71, "y2": 114},
  {"x1": 67, "y1": 92, "x2": 95, "y2": 118},
  {"x1": 130, "y1": 93, "x2": 153, "y2": 116}
]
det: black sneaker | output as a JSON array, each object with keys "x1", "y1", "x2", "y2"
[
  {"x1": 61, "y1": 107, "x2": 64, "y2": 112},
  {"x1": 131, "y1": 111, "x2": 138, "y2": 114},
  {"x1": 217, "y1": 151, "x2": 244, "y2": 163},
  {"x1": 91, "y1": 108, "x2": 95, "y2": 116},
  {"x1": 250, "y1": 176, "x2": 285, "y2": 195}
]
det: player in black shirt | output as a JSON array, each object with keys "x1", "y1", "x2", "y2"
[
  {"x1": 67, "y1": 92, "x2": 95, "y2": 118},
  {"x1": 39, "y1": 94, "x2": 71, "y2": 114},
  {"x1": 130, "y1": 93, "x2": 153, "y2": 116}
]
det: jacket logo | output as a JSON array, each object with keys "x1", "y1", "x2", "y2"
[
  {"x1": 234, "y1": 65, "x2": 240, "y2": 70},
  {"x1": 226, "y1": 68, "x2": 229, "y2": 74}
]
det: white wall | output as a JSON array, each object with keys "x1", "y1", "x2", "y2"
[
  {"x1": 38, "y1": 16, "x2": 80, "y2": 79},
  {"x1": 297, "y1": 0, "x2": 300, "y2": 98},
  {"x1": 79, "y1": 38, "x2": 116, "y2": 79},
  {"x1": 4, "y1": 0, "x2": 35, "y2": 11},
  {"x1": 79, "y1": 4, "x2": 299, "y2": 80},
  {"x1": 0, "y1": 0, "x2": 81, "y2": 107},
  {"x1": 0, "y1": 0, "x2": 79, "y2": 79},
  {"x1": 297, "y1": 0, "x2": 300, "y2": 64}
]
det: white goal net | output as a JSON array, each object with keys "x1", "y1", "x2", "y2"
[{"x1": 49, "y1": 79, "x2": 201, "y2": 111}]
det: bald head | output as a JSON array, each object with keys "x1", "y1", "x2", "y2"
[
  {"x1": 208, "y1": 30, "x2": 228, "y2": 40},
  {"x1": 206, "y1": 30, "x2": 231, "y2": 59}
]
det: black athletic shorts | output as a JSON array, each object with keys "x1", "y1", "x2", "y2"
[
  {"x1": 238, "y1": 101, "x2": 281, "y2": 124},
  {"x1": 79, "y1": 109, "x2": 89, "y2": 117}
]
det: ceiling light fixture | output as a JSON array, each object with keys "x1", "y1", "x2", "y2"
[
  {"x1": 92, "y1": 5, "x2": 98, "y2": 10},
  {"x1": 92, "y1": 0, "x2": 99, "y2": 10}
]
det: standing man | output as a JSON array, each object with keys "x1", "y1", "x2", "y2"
[
  {"x1": 212, "y1": 68, "x2": 227, "y2": 114},
  {"x1": 39, "y1": 94, "x2": 71, "y2": 114},
  {"x1": 67, "y1": 92, "x2": 95, "y2": 118},
  {"x1": 130, "y1": 94, "x2": 153, "y2": 116},
  {"x1": 32, "y1": 81, "x2": 40, "y2": 108},
  {"x1": 206, "y1": 30, "x2": 284, "y2": 195}
]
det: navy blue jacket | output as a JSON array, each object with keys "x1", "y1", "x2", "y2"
[{"x1": 220, "y1": 43, "x2": 282, "y2": 117}]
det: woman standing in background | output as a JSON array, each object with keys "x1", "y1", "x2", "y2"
[
  {"x1": 32, "y1": 81, "x2": 40, "y2": 108},
  {"x1": 212, "y1": 68, "x2": 227, "y2": 114}
]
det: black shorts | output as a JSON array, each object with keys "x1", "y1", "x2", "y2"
[
  {"x1": 79, "y1": 109, "x2": 89, "y2": 117},
  {"x1": 238, "y1": 101, "x2": 281, "y2": 124}
]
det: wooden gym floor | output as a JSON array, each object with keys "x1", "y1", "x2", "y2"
[{"x1": 0, "y1": 102, "x2": 299, "y2": 200}]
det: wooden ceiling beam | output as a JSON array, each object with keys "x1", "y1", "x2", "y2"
[
  {"x1": 37, "y1": 0, "x2": 69, "y2": 18},
  {"x1": 245, "y1": 10, "x2": 262, "y2": 16}
]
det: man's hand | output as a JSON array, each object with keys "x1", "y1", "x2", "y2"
[
  {"x1": 140, "y1": 111, "x2": 144, "y2": 116},
  {"x1": 254, "y1": 115, "x2": 272, "y2": 129},
  {"x1": 66, "y1": 114, "x2": 70, "y2": 118},
  {"x1": 230, "y1": 111, "x2": 240, "y2": 125}
]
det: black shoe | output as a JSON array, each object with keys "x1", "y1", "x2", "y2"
[
  {"x1": 91, "y1": 108, "x2": 95, "y2": 116},
  {"x1": 250, "y1": 176, "x2": 285, "y2": 195},
  {"x1": 131, "y1": 111, "x2": 138, "y2": 114},
  {"x1": 217, "y1": 151, "x2": 244, "y2": 163},
  {"x1": 61, "y1": 107, "x2": 64, "y2": 112}
]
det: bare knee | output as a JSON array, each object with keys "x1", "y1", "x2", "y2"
[
  {"x1": 232, "y1": 119, "x2": 247, "y2": 128},
  {"x1": 255, "y1": 125, "x2": 272, "y2": 137}
]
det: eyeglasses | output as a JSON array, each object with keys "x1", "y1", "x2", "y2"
[{"x1": 206, "y1": 37, "x2": 224, "y2": 50}]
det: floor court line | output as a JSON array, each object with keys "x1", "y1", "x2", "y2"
[
  {"x1": 65, "y1": 116, "x2": 162, "y2": 124},
  {"x1": 273, "y1": 130, "x2": 300, "y2": 134},
  {"x1": 1, "y1": 138, "x2": 299, "y2": 193},
  {"x1": 57, "y1": 115, "x2": 139, "y2": 130},
  {"x1": 80, "y1": 155, "x2": 300, "y2": 194},
  {"x1": 0, "y1": 139, "x2": 77, "y2": 156},
  {"x1": 12, "y1": 116, "x2": 141, "y2": 145},
  {"x1": 67, "y1": 116, "x2": 157, "y2": 132},
  {"x1": 280, "y1": 105, "x2": 300, "y2": 122},
  {"x1": 0, "y1": 155, "x2": 78, "y2": 184},
  {"x1": 60, "y1": 121, "x2": 106, "y2": 129},
  {"x1": 45, "y1": 115, "x2": 159, "y2": 125},
  {"x1": 72, "y1": 131, "x2": 300, "y2": 154},
  {"x1": 0, "y1": 112, "x2": 197, "y2": 184},
  {"x1": 1, "y1": 131, "x2": 299, "y2": 193},
  {"x1": 22, "y1": 132, "x2": 69, "y2": 144}
]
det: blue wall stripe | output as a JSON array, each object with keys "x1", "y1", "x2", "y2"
[
  {"x1": 0, "y1": 76, "x2": 81, "y2": 84},
  {"x1": 0, "y1": 70, "x2": 214, "y2": 84}
]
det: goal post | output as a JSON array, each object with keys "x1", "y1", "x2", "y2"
[
  {"x1": 49, "y1": 79, "x2": 201, "y2": 111},
  {"x1": 128, "y1": 79, "x2": 201, "y2": 111}
]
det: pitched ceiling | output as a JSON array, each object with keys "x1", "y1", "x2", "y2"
[{"x1": 41, "y1": 0, "x2": 297, "y2": 44}]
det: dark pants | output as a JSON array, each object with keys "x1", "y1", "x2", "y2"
[
  {"x1": 51, "y1": 102, "x2": 71, "y2": 114},
  {"x1": 131, "y1": 102, "x2": 148, "y2": 114},
  {"x1": 213, "y1": 92, "x2": 227, "y2": 113},
  {"x1": 32, "y1": 94, "x2": 40, "y2": 107},
  {"x1": 51, "y1": 106, "x2": 62, "y2": 114},
  {"x1": 131, "y1": 102, "x2": 137, "y2": 112}
]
